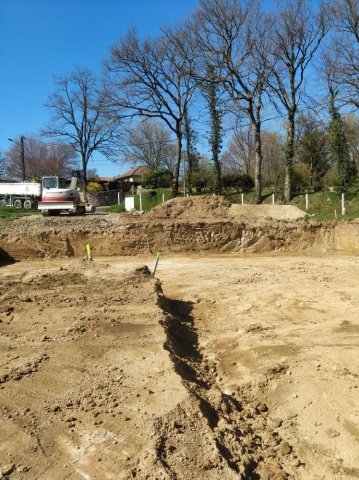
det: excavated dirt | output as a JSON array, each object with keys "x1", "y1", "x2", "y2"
[
  {"x1": 0, "y1": 197, "x2": 359, "y2": 479},
  {"x1": 0, "y1": 196, "x2": 359, "y2": 261},
  {"x1": 0, "y1": 255, "x2": 358, "y2": 479}
]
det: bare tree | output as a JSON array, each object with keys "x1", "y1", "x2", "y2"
[
  {"x1": 0, "y1": 151, "x2": 8, "y2": 180},
  {"x1": 122, "y1": 119, "x2": 176, "y2": 171},
  {"x1": 335, "y1": 0, "x2": 359, "y2": 41},
  {"x1": 261, "y1": 131, "x2": 285, "y2": 187},
  {"x1": 44, "y1": 68, "x2": 122, "y2": 199},
  {"x1": 332, "y1": 0, "x2": 359, "y2": 108},
  {"x1": 4, "y1": 137, "x2": 78, "y2": 181},
  {"x1": 194, "y1": 0, "x2": 275, "y2": 203},
  {"x1": 296, "y1": 114, "x2": 330, "y2": 187},
  {"x1": 105, "y1": 28, "x2": 197, "y2": 196},
  {"x1": 221, "y1": 128, "x2": 255, "y2": 175},
  {"x1": 269, "y1": 0, "x2": 331, "y2": 202},
  {"x1": 343, "y1": 113, "x2": 359, "y2": 168},
  {"x1": 183, "y1": 109, "x2": 199, "y2": 194}
]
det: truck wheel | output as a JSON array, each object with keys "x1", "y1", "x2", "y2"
[
  {"x1": 0, "y1": 199, "x2": 6, "y2": 207},
  {"x1": 13, "y1": 199, "x2": 23, "y2": 208},
  {"x1": 23, "y1": 200, "x2": 32, "y2": 209}
]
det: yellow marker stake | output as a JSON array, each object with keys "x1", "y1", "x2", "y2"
[{"x1": 86, "y1": 243, "x2": 92, "y2": 261}]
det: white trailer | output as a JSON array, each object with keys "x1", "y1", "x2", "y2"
[{"x1": 0, "y1": 182, "x2": 42, "y2": 209}]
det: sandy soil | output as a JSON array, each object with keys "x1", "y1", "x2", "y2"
[{"x1": 1, "y1": 253, "x2": 358, "y2": 479}]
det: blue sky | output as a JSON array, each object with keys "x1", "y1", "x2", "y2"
[{"x1": 0, "y1": 0, "x2": 200, "y2": 177}]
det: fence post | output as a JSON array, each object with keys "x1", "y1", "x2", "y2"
[
  {"x1": 306, "y1": 193, "x2": 309, "y2": 211},
  {"x1": 139, "y1": 193, "x2": 142, "y2": 211},
  {"x1": 342, "y1": 193, "x2": 346, "y2": 215}
]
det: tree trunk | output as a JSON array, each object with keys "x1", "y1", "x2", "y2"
[
  {"x1": 253, "y1": 120, "x2": 262, "y2": 204},
  {"x1": 82, "y1": 155, "x2": 88, "y2": 203},
  {"x1": 284, "y1": 112, "x2": 295, "y2": 202},
  {"x1": 213, "y1": 151, "x2": 221, "y2": 195},
  {"x1": 310, "y1": 159, "x2": 314, "y2": 188},
  {"x1": 184, "y1": 112, "x2": 193, "y2": 194},
  {"x1": 172, "y1": 128, "x2": 182, "y2": 197}
]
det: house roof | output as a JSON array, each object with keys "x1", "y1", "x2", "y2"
[
  {"x1": 96, "y1": 177, "x2": 113, "y2": 183},
  {"x1": 114, "y1": 166, "x2": 150, "y2": 181}
]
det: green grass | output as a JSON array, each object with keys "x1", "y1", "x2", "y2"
[
  {"x1": 4, "y1": 187, "x2": 351, "y2": 222},
  {"x1": 291, "y1": 191, "x2": 359, "y2": 221},
  {"x1": 0, "y1": 207, "x2": 40, "y2": 219},
  {"x1": 106, "y1": 188, "x2": 171, "y2": 213},
  {"x1": 226, "y1": 189, "x2": 274, "y2": 205},
  {"x1": 225, "y1": 189, "x2": 359, "y2": 221}
]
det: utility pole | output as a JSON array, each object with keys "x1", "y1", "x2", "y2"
[
  {"x1": 20, "y1": 136, "x2": 26, "y2": 181},
  {"x1": 8, "y1": 136, "x2": 26, "y2": 181}
]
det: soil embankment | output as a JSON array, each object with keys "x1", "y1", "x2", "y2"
[{"x1": 0, "y1": 197, "x2": 359, "y2": 261}]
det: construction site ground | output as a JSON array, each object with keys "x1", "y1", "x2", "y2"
[{"x1": 0, "y1": 197, "x2": 358, "y2": 480}]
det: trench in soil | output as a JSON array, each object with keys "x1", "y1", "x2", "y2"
[{"x1": 155, "y1": 291, "x2": 294, "y2": 479}]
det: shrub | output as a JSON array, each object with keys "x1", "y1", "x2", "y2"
[
  {"x1": 321, "y1": 165, "x2": 339, "y2": 190},
  {"x1": 87, "y1": 181, "x2": 103, "y2": 192},
  {"x1": 141, "y1": 169, "x2": 173, "y2": 189},
  {"x1": 222, "y1": 173, "x2": 254, "y2": 192},
  {"x1": 191, "y1": 170, "x2": 213, "y2": 192}
]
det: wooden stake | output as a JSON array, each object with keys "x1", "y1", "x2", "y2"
[{"x1": 152, "y1": 252, "x2": 160, "y2": 277}]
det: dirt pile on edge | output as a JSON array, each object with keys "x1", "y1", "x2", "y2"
[
  {"x1": 145, "y1": 196, "x2": 230, "y2": 220},
  {"x1": 228, "y1": 204, "x2": 306, "y2": 220},
  {"x1": 145, "y1": 196, "x2": 306, "y2": 221}
]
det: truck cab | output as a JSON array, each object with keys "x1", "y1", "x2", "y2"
[
  {"x1": 42, "y1": 176, "x2": 68, "y2": 190},
  {"x1": 41, "y1": 176, "x2": 81, "y2": 204}
]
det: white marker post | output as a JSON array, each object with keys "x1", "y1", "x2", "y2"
[
  {"x1": 342, "y1": 193, "x2": 346, "y2": 215},
  {"x1": 306, "y1": 193, "x2": 309, "y2": 211},
  {"x1": 162, "y1": 193, "x2": 165, "y2": 203},
  {"x1": 118, "y1": 192, "x2": 120, "y2": 205},
  {"x1": 272, "y1": 193, "x2": 275, "y2": 205},
  {"x1": 241, "y1": 193, "x2": 244, "y2": 205},
  {"x1": 139, "y1": 193, "x2": 143, "y2": 211}
]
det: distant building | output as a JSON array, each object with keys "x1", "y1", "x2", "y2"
[
  {"x1": 113, "y1": 166, "x2": 150, "y2": 186},
  {"x1": 95, "y1": 177, "x2": 114, "y2": 191}
]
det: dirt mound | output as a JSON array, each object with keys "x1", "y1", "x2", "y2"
[
  {"x1": 145, "y1": 196, "x2": 306, "y2": 222},
  {"x1": 145, "y1": 195, "x2": 230, "y2": 220},
  {"x1": 228, "y1": 204, "x2": 306, "y2": 221}
]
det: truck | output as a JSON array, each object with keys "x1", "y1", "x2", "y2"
[
  {"x1": 0, "y1": 182, "x2": 41, "y2": 209},
  {"x1": 0, "y1": 171, "x2": 95, "y2": 216}
]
